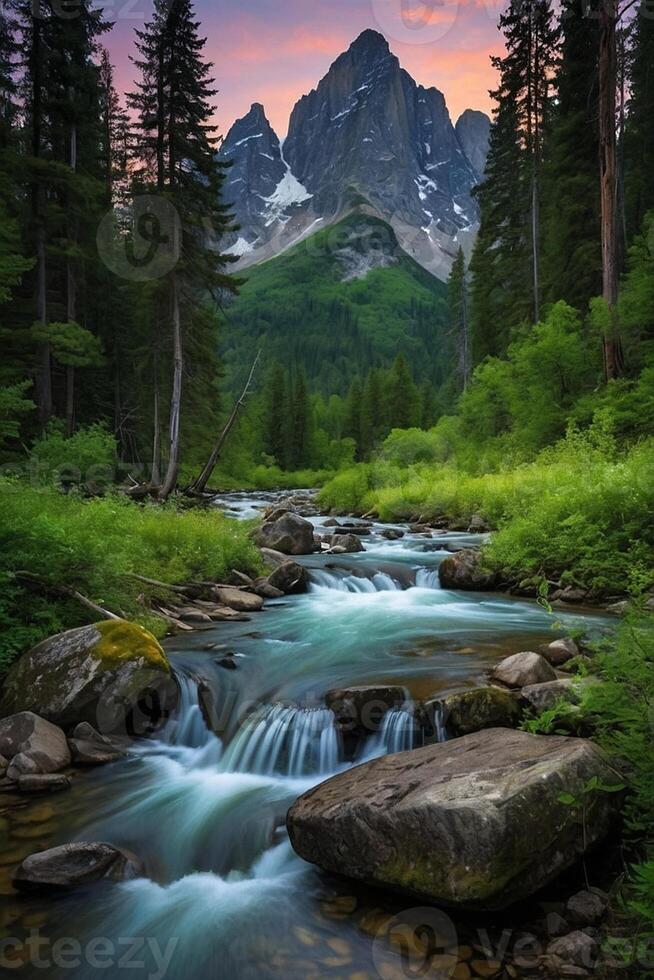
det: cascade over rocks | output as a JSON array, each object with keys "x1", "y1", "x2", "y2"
[
  {"x1": 287, "y1": 729, "x2": 623, "y2": 911},
  {"x1": 438, "y1": 549, "x2": 499, "y2": 591},
  {"x1": 0, "y1": 622, "x2": 178, "y2": 735},
  {"x1": 13, "y1": 842, "x2": 142, "y2": 892},
  {"x1": 255, "y1": 512, "x2": 316, "y2": 555}
]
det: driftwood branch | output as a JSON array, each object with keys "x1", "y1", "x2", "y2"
[
  {"x1": 14, "y1": 572, "x2": 122, "y2": 621},
  {"x1": 188, "y1": 349, "x2": 262, "y2": 495}
]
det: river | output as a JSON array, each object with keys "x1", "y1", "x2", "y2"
[{"x1": 0, "y1": 493, "x2": 609, "y2": 979}]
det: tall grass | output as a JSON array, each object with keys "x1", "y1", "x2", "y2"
[
  {"x1": 319, "y1": 432, "x2": 654, "y2": 596},
  {"x1": 0, "y1": 481, "x2": 263, "y2": 672}
]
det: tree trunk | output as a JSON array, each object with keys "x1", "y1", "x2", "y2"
[
  {"x1": 66, "y1": 364, "x2": 75, "y2": 438},
  {"x1": 159, "y1": 275, "x2": 182, "y2": 500},
  {"x1": 461, "y1": 273, "x2": 470, "y2": 392},
  {"x1": 598, "y1": 1, "x2": 623, "y2": 379},
  {"x1": 31, "y1": 11, "x2": 51, "y2": 427},
  {"x1": 65, "y1": 116, "x2": 78, "y2": 438},
  {"x1": 188, "y1": 350, "x2": 261, "y2": 495},
  {"x1": 151, "y1": 351, "x2": 161, "y2": 486}
]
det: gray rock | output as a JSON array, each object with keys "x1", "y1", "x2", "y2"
[
  {"x1": 255, "y1": 512, "x2": 316, "y2": 555},
  {"x1": 267, "y1": 561, "x2": 310, "y2": 595},
  {"x1": 467, "y1": 513, "x2": 490, "y2": 533},
  {"x1": 0, "y1": 754, "x2": 8, "y2": 776},
  {"x1": 324, "y1": 533, "x2": 365, "y2": 554},
  {"x1": 0, "y1": 622, "x2": 178, "y2": 736},
  {"x1": 13, "y1": 842, "x2": 141, "y2": 892},
  {"x1": 325, "y1": 686, "x2": 408, "y2": 739},
  {"x1": 380, "y1": 528, "x2": 405, "y2": 540},
  {"x1": 520, "y1": 679, "x2": 584, "y2": 714},
  {"x1": 424, "y1": 687, "x2": 522, "y2": 738},
  {"x1": 539, "y1": 637, "x2": 580, "y2": 666},
  {"x1": 546, "y1": 912, "x2": 571, "y2": 938},
  {"x1": 455, "y1": 110, "x2": 491, "y2": 181},
  {"x1": 68, "y1": 739, "x2": 125, "y2": 766},
  {"x1": 491, "y1": 652, "x2": 557, "y2": 689},
  {"x1": 212, "y1": 586, "x2": 264, "y2": 612},
  {"x1": 252, "y1": 580, "x2": 285, "y2": 599},
  {"x1": 546, "y1": 931, "x2": 598, "y2": 969},
  {"x1": 0, "y1": 712, "x2": 71, "y2": 781},
  {"x1": 566, "y1": 890, "x2": 607, "y2": 926},
  {"x1": 17, "y1": 774, "x2": 72, "y2": 794},
  {"x1": 438, "y1": 549, "x2": 498, "y2": 591},
  {"x1": 287, "y1": 729, "x2": 622, "y2": 911}
]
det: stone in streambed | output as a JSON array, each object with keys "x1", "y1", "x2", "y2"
[
  {"x1": 213, "y1": 586, "x2": 264, "y2": 612},
  {"x1": 17, "y1": 774, "x2": 72, "y2": 794},
  {"x1": 255, "y1": 512, "x2": 316, "y2": 555},
  {"x1": 423, "y1": 687, "x2": 522, "y2": 738},
  {"x1": 0, "y1": 622, "x2": 178, "y2": 736},
  {"x1": 325, "y1": 686, "x2": 408, "y2": 741},
  {"x1": 520, "y1": 679, "x2": 587, "y2": 714},
  {"x1": 324, "y1": 533, "x2": 365, "y2": 554},
  {"x1": 539, "y1": 637, "x2": 580, "y2": 666},
  {"x1": 287, "y1": 729, "x2": 622, "y2": 911},
  {"x1": 438, "y1": 550, "x2": 498, "y2": 591},
  {"x1": 0, "y1": 713, "x2": 71, "y2": 782},
  {"x1": 267, "y1": 561, "x2": 309, "y2": 595},
  {"x1": 491, "y1": 651, "x2": 557, "y2": 688},
  {"x1": 13, "y1": 842, "x2": 142, "y2": 892}
]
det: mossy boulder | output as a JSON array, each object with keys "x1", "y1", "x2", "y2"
[
  {"x1": 0, "y1": 621, "x2": 178, "y2": 736},
  {"x1": 438, "y1": 549, "x2": 499, "y2": 591},
  {"x1": 422, "y1": 687, "x2": 523, "y2": 738},
  {"x1": 287, "y1": 728, "x2": 622, "y2": 911}
]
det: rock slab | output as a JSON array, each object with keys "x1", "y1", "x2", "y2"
[
  {"x1": 13, "y1": 842, "x2": 141, "y2": 892},
  {"x1": 287, "y1": 729, "x2": 622, "y2": 911}
]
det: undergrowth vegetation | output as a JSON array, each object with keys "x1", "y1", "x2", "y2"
[
  {"x1": 0, "y1": 481, "x2": 263, "y2": 673},
  {"x1": 319, "y1": 423, "x2": 654, "y2": 596}
]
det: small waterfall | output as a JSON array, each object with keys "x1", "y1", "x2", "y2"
[
  {"x1": 378, "y1": 707, "x2": 417, "y2": 753},
  {"x1": 432, "y1": 702, "x2": 448, "y2": 743},
  {"x1": 309, "y1": 569, "x2": 402, "y2": 593},
  {"x1": 159, "y1": 673, "x2": 223, "y2": 767},
  {"x1": 415, "y1": 567, "x2": 441, "y2": 590},
  {"x1": 220, "y1": 704, "x2": 342, "y2": 777}
]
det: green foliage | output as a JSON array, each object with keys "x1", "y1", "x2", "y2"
[
  {"x1": 31, "y1": 320, "x2": 105, "y2": 368},
  {"x1": 0, "y1": 480, "x2": 263, "y2": 672},
  {"x1": 0, "y1": 381, "x2": 35, "y2": 447},
  {"x1": 29, "y1": 422, "x2": 118, "y2": 488}
]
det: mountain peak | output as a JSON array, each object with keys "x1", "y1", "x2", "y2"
[{"x1": 348, "y1": 29, "x2": 390, "y2": 56}]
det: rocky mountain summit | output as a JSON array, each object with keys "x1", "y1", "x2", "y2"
[{"x1": 219, "y1": 30, "x2": 490, "y2": 281}]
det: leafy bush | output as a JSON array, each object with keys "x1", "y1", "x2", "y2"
[
  {"x1": 0, "y1": 481, "x2": 263, "y2": 672},
  {"x1": 29, "y1": 422, "x2": 118, "y2": 489}
]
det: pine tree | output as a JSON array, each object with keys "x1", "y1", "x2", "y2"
[
  {"x1": 447, "y1": 247, "x2": 470, "y2": 391},
  {"x1": 263, "y1": 364, "x2": 288, "y2": 467},
  {"x1": 387, "y1": 354, "x2": 420, "y2": 430},
  {"x1": 624, "y1": 2, "x2": 654, "y2": 241},
  {"x1": 540, "y1": 0, "x2": 601, "y2": 313},
  {"x1": 129, "y1": 0, "x2": 239, "y2": 496},
  {"x1": 343, "y1": 377, "x2": 363, "y2": 458}
]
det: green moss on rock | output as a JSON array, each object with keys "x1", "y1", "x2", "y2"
[{"x1": 90, "y1": 621, "x2": 169, "y2": 673}]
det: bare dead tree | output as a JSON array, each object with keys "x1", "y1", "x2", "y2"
[{"x1": 187, "y1": 349, "x2": 262, "y2": 495}]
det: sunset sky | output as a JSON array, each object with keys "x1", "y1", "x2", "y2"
[{"x1": 105, "y1": 0, "x2": 505, "y2": 138}]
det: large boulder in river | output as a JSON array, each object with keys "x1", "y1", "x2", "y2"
[
  {"x1": 491, "y1": 651, "x2": 557, "y2": 688},
  {"x1": 324, "y1": 533, "x2": 365, "y2": 554},
  {"x1": 0, "y1": 621, "x2": 178, "y2": 736},
  {"x1": 325, "y1": 686, "x2": 408, "y2": 740},
  {"x1": 287, "y1": 729, "x2": 622, "y2": 911},
  {"x1": 438, "y1": 549, "x2": 498, "y2": 591},
  {"x1": 255, "y1": 512, "x2": 316, "y2": 555},
  {"x1": 0, "y1": 712, "x2": 71, "y2": 781},
  {"x1": 13, "y1": 842, "x2": 141, "y2": 892}
]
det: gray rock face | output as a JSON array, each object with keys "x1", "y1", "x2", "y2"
[
  {"x1": 0, "y1": 622, "x2": 178, "y2": 736},
  {"x1": 255, "y1": 512, "x2": 316, "y2": 555},
  {"x1": 220, "y1": 31, "x2": 489, "y2": 281},
  {"x1": 0, "y1": 712, "x2": 71, "y2": 781},
  {"x1": 287, "y1": 729, "x2": 622, "y2": 911},
  {"x1": 438, "y1": 549, "x2": 498, "y2": 591},
  {"x1": 455, "y1": 109, "x2": 491, "y2": 180},
  {"x1": 13, "y1": 842, "x2": 141, "y2": 892},
  {"x1": 491, "y1": 651, "x2": 557, "y2": 689}
]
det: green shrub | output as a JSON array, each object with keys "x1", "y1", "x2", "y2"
[
  {"x1": 29, "y1": 422, "x2": 118, "y2": 488},
  {"x1": 0, "y1": 481, "x2": 263, "y2": 673}
]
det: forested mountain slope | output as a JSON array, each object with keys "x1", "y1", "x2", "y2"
[{"x1": 222, "y1": 212, "x2": 449, "y2": 395}]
